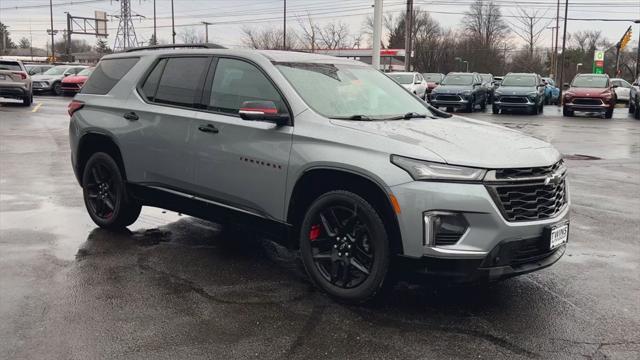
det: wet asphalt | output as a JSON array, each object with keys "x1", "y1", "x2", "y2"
[{"x1": 1, "y1": 96, "x2": 639, "y2": 359}]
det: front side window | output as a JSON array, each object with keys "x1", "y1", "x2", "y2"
[
  {"x1": 441, "y1": 74, "x2": 474, "y2": 85},
  {"x1": 43, "y1": 66, "x2": 69, "y2": 75},
  {"x1": 154, "y1": 57, "x2": 210, "y2": 107},
  {"x1": 206, "y1": 58, "x2": 286, "y2": 115},
  {"x1": 572, "y1": 76, "x2": 608, "y2": 88},
  {"x1": 277, "y1": 62, "x2": 431, "y2": 119},
  {"x1": 422, "y1": 73, "x2": 442, "y2": 82}
]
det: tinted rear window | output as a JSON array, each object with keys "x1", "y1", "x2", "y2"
[
  {"x1": 81, "y1": 57, "x2": 139, "y2": 95},
  {"x1": 0, "y1": 61, "x2": 22, "y2": 71},
  {"x1": 153, "y1": 57, "x2": 210, "y2": 107}
]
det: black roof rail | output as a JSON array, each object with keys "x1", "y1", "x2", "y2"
[{"x1": 124, "y1": 43, "x2": 226, "y2": 53}]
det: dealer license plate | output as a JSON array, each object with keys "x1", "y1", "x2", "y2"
[{"x1": 550, "y1": 223, "x2": 569, "y2": 250}]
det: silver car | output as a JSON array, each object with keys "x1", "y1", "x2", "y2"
[
  {"x1": 387, "y1": 71, "x2": 428, "y2": 100},
  {"x1": 69, "y1": 47, "x2": 570, "y2": 303},
  {"x1": 0, "y1": 57, "x2": 33, "y2": 106},
  {"x1": 32, "y1": 65, "x2": 87, "y2": 95}
]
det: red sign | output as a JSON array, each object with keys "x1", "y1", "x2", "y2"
[
  {"x1": 380, "y1": 49, "x2": 399, "y2": 56},
  {"x1": 595, "y1": 60, "x2": 604, "y2": 67}
]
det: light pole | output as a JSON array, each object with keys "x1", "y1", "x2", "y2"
[
  {"x1": 153, "y1": 0, "x2": 156, "y2": 45},
  {"x1": 576, "y1": 63, "x2": 583, "y2": 73},
  {"x1": 635, "y1": 19, "x2": 640, "y2": 79},
  {"x1": 547, "y1": 26, "x2": 556, "y2": 76},
  {"x1": 50, "y1": 0, "x2": 55, "y2": 61},
  {"x1": 558, "y1": 0, "x2": 569, "y2": 103},
  {"x1": 464, "y1": 60, "x2": 469, "y2": 72},
  {"x1": 282, "y1": 0, "x2": 286, "y2": 50}
]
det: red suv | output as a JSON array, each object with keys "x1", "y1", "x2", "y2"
[{"x1": 563, "y1": 74, "x2": 616, "y2": 118}]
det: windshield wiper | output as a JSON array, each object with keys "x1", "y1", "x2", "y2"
[
  {"x1": 330, "y1": 115, "x2": 373, "y2": 121},
  {"x1": 383, "y1": 112, "x2": 430, "y2": 120}
]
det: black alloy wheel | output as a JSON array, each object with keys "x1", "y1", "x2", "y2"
[
  {"x1": 82, "y1": 152, "x2": 141, "y2": 229},
  {"x1": 52, "y1": 82, "x2": 62, "y2": 96},
  {"x1": 300, "y1": 190, "x2": 389, "y2": 303}
]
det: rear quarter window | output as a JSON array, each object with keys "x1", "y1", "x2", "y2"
[
  {"x1": 81, "y1": 57, "x2": 139, "y2": 95},
  {"x1": 0, "y1": 61, "x2": 22, "y2": 71}
]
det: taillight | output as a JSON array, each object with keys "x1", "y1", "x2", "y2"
[
  {"x1": 68, "y1": 100, "x2": 84, "y2": 117},
  {"x1": 12, "y1": 71, "x2": 28, "y2": 80}
]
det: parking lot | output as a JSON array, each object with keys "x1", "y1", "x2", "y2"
[{"x1": 1, "y1": 96, "x2": 639, "y2": 359}]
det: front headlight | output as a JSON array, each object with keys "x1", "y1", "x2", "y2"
[{"x1": 391, "y1": 155, "x2": 486, "y2": 182}]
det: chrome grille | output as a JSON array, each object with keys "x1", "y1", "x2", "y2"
[
  {"x1": 500, "y1": 96, "x2": 527, "y2": 103},
  {"x1": 486, "y1": 160, "x2": 568, "y2": 222},
  {"x1": 435, "y1": 95, "x2": 461, "y2": 102}
]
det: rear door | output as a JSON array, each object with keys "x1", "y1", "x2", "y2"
[
  {"x1": 191, "y1": 57, "x2": 293, "y2": 220},
  {"x1": 122, "y1": 55, "x2": 211, "y2": 190}
]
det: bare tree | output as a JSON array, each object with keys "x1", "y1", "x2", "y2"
[
  {"x1": 18, "y1": 37, "x2": 31, "y2": 49},
  {"x1": 317, "y1": 21, "x2": 351, "y2": 49},
  {"x1": 297, "y1": 14, "x2": 318, "y2": 51},
  {"x1": 508, "y1": 7, "x2": 552, "y2": 56},
  {"x1": 462, "y1": 0, "x2": 510, "y2": 49},
  {"x1": 242, "y1": 26, "x2": 299, "y2": 50},
  {"x1": 179, "y1": 27, "x2": 204, "y2": 44}
]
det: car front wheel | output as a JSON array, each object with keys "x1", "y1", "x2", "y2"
[
  {"x1": 299, "y1": 190, "x2": 390, "y2": 303},
  {"x1": 82, "y1": 152, "x2": 141, "y2": 229}
]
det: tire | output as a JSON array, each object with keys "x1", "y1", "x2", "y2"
[
  {"x1": 480, "y1": 97, "x2": 487, "y2": 111},
  {"x1": 628, "y1": 102, "x2": 634, "y2": 113},
  {"x1": 530, "y1": 104, "x2": 539, "y2": 115},
  {"x1": 465, "y1": 97, "x2": 474, "y2": 112},
  {"x1": 299, "y1": 190, "x2": 390, "y2": 304},
  {"x1": 492, "y1": 104, "x2": 499, "y2": 114},
  {"x1": 21, "y1": 93, "x2": 32, "y2": 106},
  {"x1": 82, "y1": 152, "x2": 141, "y2": 229},
  {"x1": 604, "y1": 107, "x2": 613, "y2": 119},
  {"x1": 562, "y1": 106, "x2": 573, "y2": 117},
  {"x1": 52, "y1": 82, "x2": 62, "y2": 96},
  {"x1": 635, "y1": 104, "x2": 640, "y2": 119}
]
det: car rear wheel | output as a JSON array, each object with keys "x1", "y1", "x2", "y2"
[
  {"x1": 492, "y1": 104, "x2": 500, "y2": 114},
  {"x1": 82, "y1": 152, "x2": 141, "y2": 229},
  {"x1": 605, "y1": 108, "x2": 613, "y2": 119},
  {"x1": 21, "y1": 94, "x2": 32, "y2": 106},
  {"x1": 299, "y1": 190, "x2": 390, "y2": 304}
]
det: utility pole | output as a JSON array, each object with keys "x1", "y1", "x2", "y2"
[
  {"x1": 65, "y1": 13, "x2": 72, "y2": 61},
  {"x1": 635, "y1": 20, "x2": 640, "y2": 79},
  {"x1": 553, "y1": 0, "x2": 560, "y2": 79},
  {"x1": 559, "y1": 0, "x2": 569, "y2": 103},
  {"x1": 50, "y1": 0, "x2": 55, "y2": 61},
  {"x1": 547, "y1": 26, "x2": 556, "y2": 76},
  {"x1": 153, "y1": 0, "x2": 157, "y2": 45},
  {"x1": 283, "y1": 0, "x2": 287, "y2": 50},
  {"x1": 202, "y1": 21, "x2": 212, "y2": 43},
  {"x1": 404, "y1": 0, "x2": 413, "y2": 71},
  {"x1": 171, "y1": 0, "x2": 175, "y2": 44},
  {"x1": 372, "y1": 0, "x2": 383, "y2": 70}
]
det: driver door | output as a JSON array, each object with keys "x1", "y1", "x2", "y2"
[{"x1": 191, "y1": 57, "x2": 293, "y2": 221}]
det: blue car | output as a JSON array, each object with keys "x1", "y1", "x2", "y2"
[{"x1": 542, "y1": 77, "x2": 559, "y2": 105}]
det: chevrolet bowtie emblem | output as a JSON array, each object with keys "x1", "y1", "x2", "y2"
[{"x1": 544, "y1": 173, "x2": 563, "y2": 186}]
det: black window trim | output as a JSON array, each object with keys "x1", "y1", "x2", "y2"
[
  {"x1": 136, "y1": 54, "x2": 213, "y2": 111},
  {"x1": 199, "y1": 55, "x2": 294, "y2": 127}
]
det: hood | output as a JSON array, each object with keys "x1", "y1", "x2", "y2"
[
  {"x1": 62, "y1": 75, "x2": 88, "y2": 84},
  {"x1": 32, "y1": 74, "x2": 62, "y2": 81},
  {"x1": 433, "y1": 84, "x2": 472, "y2": 94},
  {"x1": 330, "y1": 116, "x2": 559, "y2": 169},
  {"x1": 567, "y1": 87, "x2": 611, "y2": 97},
  {"x1": 496, "y1": 86, "x2": 535, "y2": 95}
]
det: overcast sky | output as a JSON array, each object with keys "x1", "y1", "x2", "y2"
[{"x1": 0, "y1": 0, "x2": 638, "y2": 51}]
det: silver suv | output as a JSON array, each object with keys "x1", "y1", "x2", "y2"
[
  {"x1": 69, "y1": 46, "x2": 570, "y2": 303},
  {"x1": 0, "y1": 57, "x2": 33, "y2": 106}
]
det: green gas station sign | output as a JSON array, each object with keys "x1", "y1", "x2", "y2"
[{"x1": 593, "y1": 50, "x2": 604, "y2": 74}]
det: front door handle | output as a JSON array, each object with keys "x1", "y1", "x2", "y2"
[
  {"x1": 123, "y1": 112, "x2": 139, "y2": 121},
  {"x1": 198, "y1": 124, "x2": 219, "y2": 134}
]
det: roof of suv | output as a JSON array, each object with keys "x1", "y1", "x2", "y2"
[{"x1": 103, "y1": 48, "x2": 365, "y2": 66}]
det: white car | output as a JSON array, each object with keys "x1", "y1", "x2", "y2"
[
  {"x1": 387, "y1": 72, "x2": 428, "y2": 100},
  {"x1": 610, "y1": 78, "x2": 632, "y2": 102}
]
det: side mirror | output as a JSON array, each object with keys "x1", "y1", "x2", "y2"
[
  {"x1": 63, "y1": 73, "x2": 71, "y2": 77},
  {"x1": 239, "y1": 100, "x2": 289, "y2": 126},
  {"x1": 435, "y1": 82, "x2": 440, "y2": 85},
  {"x1": 563, "y1": 83, "x2": 570, "y2": 89},
  {"x1": 611, "y1": 84, "x2": 619, "y2": 89}
]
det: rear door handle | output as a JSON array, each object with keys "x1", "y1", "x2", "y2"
[
  {"x1": 123, "y1": 112, "x2": 139, "y2": 121},
  {"x1": 198, "y1": 124, "x2": 219, "y2": 134}
]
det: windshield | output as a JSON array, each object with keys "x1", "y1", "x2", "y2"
[
  {"x1": 277, "y1": 63, "x2": 431, "y2": 119},
  {"x1": 0, "y1": 61, "x2": 21, "y2": 71},
  {"x1": 422, "y1": 73, "x2": 442, "y2": 82},
  {"x1": 441, "y1": 74, "x2": 473, "y2": 85},
  {"x1": 78, "y1": 68, "x2": 93, "y2": 76},
  {"x1": 501, "y1": 75, "x2": 537, "y2": 87},
  {"x1": 388, "y1": 73, "x2": 414, "y2": 85},
  {"x1": 572, "y1": 75, "x2": 608, "y2": 88},
  {"x1": 43, "y1": 66, "x2": 69, "y2": 75}
]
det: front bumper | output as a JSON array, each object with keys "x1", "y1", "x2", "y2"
[
  {"x1": 32, "y1": 81, "x2": 53, "y2": 91},
  {"x1": 389, "y1": 180, "x2": 570, "y2": 278},
  {"x1": 431, "y1": 95, "x2": 470, "y2": 108},
  {"x1": 564, "y1": 100, "x2": 611, "y2": 112},
  {"x1": 494, "y1": 96, "x2": 536, "y2": 109}
]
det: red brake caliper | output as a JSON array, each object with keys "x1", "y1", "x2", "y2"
[{"x1": 309, "y1": 224, "x2": 320, "y2": 241}]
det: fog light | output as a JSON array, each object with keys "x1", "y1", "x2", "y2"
[{"x1": 423, "y1": 211, "x2": 469, "y2": 247}]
